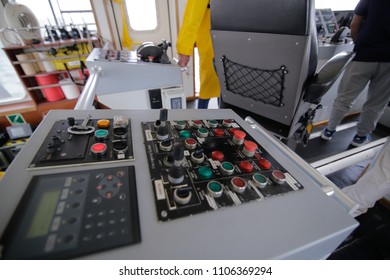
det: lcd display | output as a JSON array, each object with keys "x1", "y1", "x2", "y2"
[
  {"x1": 26, "y1": 189, "x2": 61, "y2": 238},
  {"x1": 170, "y1": 97, "x2": 182, "y2": 109}
]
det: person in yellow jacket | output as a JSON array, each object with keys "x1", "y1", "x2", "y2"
[{"x1": 176, "y1": 0, "x2": 220, "y2": 109}]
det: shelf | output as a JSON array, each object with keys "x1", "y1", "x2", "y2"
[
  {"x1": 2, "y1": 38, "x2": 98, "y2": 51},
  {"x1": 20, "y1": 70, "x2": 72, "y2": 79},
  {"x1": 11, "y1": 54, "x2": 89, "y2": 65},
  {"x1": 2, "y1": 38, "x2": 99, "y2": 108},
  {"x1": 27, "y1": 80, "x2": 84, "y2": 91}
]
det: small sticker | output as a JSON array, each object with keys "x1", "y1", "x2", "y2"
[
  {"x1": 6, "y1": 113, "x2": 26, "y2": 125},
  {"x1": 154, "y1": 180, "x2": 166, "y2": 200}
]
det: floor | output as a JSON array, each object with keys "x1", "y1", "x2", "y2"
[{"x1": 189, "y1": 97, "x2": 390, "y2": 260}]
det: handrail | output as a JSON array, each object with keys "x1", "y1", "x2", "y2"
[{"x1": 74, "y1": 65, "x2": 102, "y2": 110}]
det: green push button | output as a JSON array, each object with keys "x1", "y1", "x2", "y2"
[
  {"x1": 207, "y1": 180, "x2": 223, "y2": 198},
  {"x1": 179, "y1": 130, "x2": 191, "y2": 139},
  {"x1": 198, "y1": 166, "x2": 213, "y2": 180},
  {"x1": 253, "y1": 173, "x2": 267, "y2": 188},
  {"x1": 95, "y1": 129, "x2": 108, "y2": 140}
]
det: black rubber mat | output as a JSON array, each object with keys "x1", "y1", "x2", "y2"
[
  {"x1": 328, "y1": 202, "x2": 390, "y2": 260},
  {"x1": 294, "y1": 124, "x2": 390, "y2": 164}
]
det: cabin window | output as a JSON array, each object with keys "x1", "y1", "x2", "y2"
[
  {"x1": 125, "y1": 0, "x2": 158, "y2": 31},
  {"x1": 0, "y1": 0, "x2": 96, "y2": 105},
  {"x1": 0, "y1": 41, "x2": 26, "y2": 103},
  {"x1": 15, "y1": 0, "x2": 97, "y2": 35},
  {"x1": 315, "y1": 0, "x2": 359, "y2": 10}
]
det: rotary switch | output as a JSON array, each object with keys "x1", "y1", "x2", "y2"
[
  {"x1": 159, "y1": 138, "x2": 173, "y2": 152},
  {"x1": 191, "y1": 149, "x2": 205, "y2": 164},
  {"x1": 173, "y1": 187, "x2": 192, "y2": 205}
]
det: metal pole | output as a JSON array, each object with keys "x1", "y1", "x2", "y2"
[{"x1": 74, "y1": 65, "x2": 102, "y2": 110}]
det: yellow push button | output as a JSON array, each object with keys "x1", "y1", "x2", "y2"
[{"x1": 97, "y1": 119, "x2": 110, "y2": 129}]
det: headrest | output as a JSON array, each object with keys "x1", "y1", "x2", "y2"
[{"x1": 210, "y1": 0, "x2": 313, "y2": 36}]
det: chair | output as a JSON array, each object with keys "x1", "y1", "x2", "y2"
[{"x1": 210, "y1": 0, "x2": 354, "y2": 142}]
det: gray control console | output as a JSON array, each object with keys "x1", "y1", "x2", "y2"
[{"x1": 0, "y1": 109, "x2": 358, "y2": 259}]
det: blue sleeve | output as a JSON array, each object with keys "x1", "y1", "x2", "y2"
[{"x1": 354, "y1": 0, "x2": 369, "y2": 17}]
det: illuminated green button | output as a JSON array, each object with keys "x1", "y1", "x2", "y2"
[
  {"x1": 253, "y1": 173, "x2": 267, "y2": 188},
  {"x1": 220, "y1": 161, "x2": 235, "y2": 175},
  {"x1": 208, "y1": 120, "x2": 218, "y2": 128},
  {"x1": 94, "y1": 129, "x2": 108, "y2": 140},
  {"x1": 207, "y1": 181, "x2": 223, "y2": 198},
  {"x1": 198, "y1": 166, "x2": 213, "y2": 180},
  {"x1": 175, "y1": 121, "x2": 186, "y2": 130},
  {"x1": 197, "y1": 128, "x2": 208, "y2": 138},
  {"x1": 179, "y1": 130, "x2": 191, "y2": 139}
]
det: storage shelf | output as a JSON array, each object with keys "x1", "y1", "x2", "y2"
[
  {"x1": 12, "y1": 54, "x2": 89, "y2": 65},
  {"x1": 2, "y1": 38, "x2": 98, "y2": 107}
]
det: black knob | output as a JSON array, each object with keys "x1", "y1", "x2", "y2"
[
  {"x1": 156, "y1": 108, "x2": 169, "y2": 140},
  {"x1": 156, "y1": 125, "x2": 169, "y2": 141},
  {"x1": 172, "y1": 142, "x2": 184, "y2": 161},
  {"x1": 159, "y1": 108, "x2": 168, "y2": 122},
  {"x1": 67, "y1": 117, "x2": 75, "y2": 126}
]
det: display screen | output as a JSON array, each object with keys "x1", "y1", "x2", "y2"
[
  {"x1": 170, "y1": 97, "x2": 182, "y2": 109},
  {"x1": 10, "y1": 127, "x2": 25, "y2": 138},
  {"x1": 26, "y1": 189, "x2": 61, "y2": 238}
]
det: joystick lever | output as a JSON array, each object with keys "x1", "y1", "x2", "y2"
[
  {"x1": 168, "y1": 142, "x2": 186, "y2": 184},
  {"x1": 67, "y1": 115, "x2": 95, "y2": 135},
  {"x1": 156, "y1": 109, "x2": 169, "y2": 140}
]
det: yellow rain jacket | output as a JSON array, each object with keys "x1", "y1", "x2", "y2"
[{"x1": 176, "y1": 0, "x2": 220, "y2": 99}]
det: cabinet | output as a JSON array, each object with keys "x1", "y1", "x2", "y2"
[{"x1": 2, "y1": 38, "x2": 100, "y2": 108}]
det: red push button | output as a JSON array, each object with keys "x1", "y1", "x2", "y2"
[
  {"x1": 214, "y1": 128, "x2": 225, "y2": 137},
  {"x1": 91, "y1": 143, "x2": 107, "y2": 157},
  {"x1": 222, "y1": 119, "x2": 233, "y2": 127},
  {"x1": 239, "y1": 161, "x2": 253, "y2": 173},
  {"x1": 233, "y1": 130, "x2": 246, "y2": 145},
  {"x1": 230, "y1": 176, "x2": 247, "y2": 193},
  {"x1": 234, "y1": 130, "x2": 246, "y2": 140},
  {"x1": 258, "y1": 157, "x2": 272, "y2": 170},
  {"x1": 211, "y1": 150, "x2": 224, "y2": 161},
  {"x1": 193, "y1": 120, "x2": 203, "y2": 128},
  {"x1": 242, "y1": 141, "x2": 257, "y2": 157},
  {"x1": 271, "y1": 170, "x2": 286, "y2": 184}
]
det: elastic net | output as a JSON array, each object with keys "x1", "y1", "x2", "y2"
[{"x1": 221, "y1": 55, "x2": 288, "y2": 107}]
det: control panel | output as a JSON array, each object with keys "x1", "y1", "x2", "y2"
[
  {"x1": 2, "y1": 166, "x2": 140, "y2": 259},
  {"x1": 0, "y1": 109, "x2": 358, "y2": 260},
  {"x1": 29, "y1": 115, "x2": 134, "y2": 169},
  {"x1": 142, "y1": 109, "x2": 303, "y2": 221}
]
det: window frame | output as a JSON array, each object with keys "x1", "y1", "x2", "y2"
[{"x1": 125, "y1": 0, "x2": 160, "y2": 34}]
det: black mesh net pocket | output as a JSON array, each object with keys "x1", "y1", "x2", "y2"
[{"x1": 221, "y1": 55, "x2": 288, "y2": 107}]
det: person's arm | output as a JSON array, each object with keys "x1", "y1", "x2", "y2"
[
  {"x1": 176, "y1": 0, "x2": 210, "y2": 67},
  {"x1": 350, "y1": 14, "x2": 364, "y2": 42}
]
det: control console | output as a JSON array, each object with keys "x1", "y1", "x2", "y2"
[
  {"x1": 142, "y1": 109, "x2": 303, "y2": 221},
  {"x1": 0, "y1": 109, "x2": 358, "y2": 260},
  {"x1": 29, "y1": 115, "x2": 134, "y2": 169}
]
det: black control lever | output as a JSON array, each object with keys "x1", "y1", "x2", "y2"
[
  {"x1": 168, "y1": 142, "x2": 186, "y2": 184},
  {"x1": 156, "y1": 109, "x2": 169, "y2": 140},
  {"x1": 67, "y1": 115, "x2": 95, "y2": 135}
]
